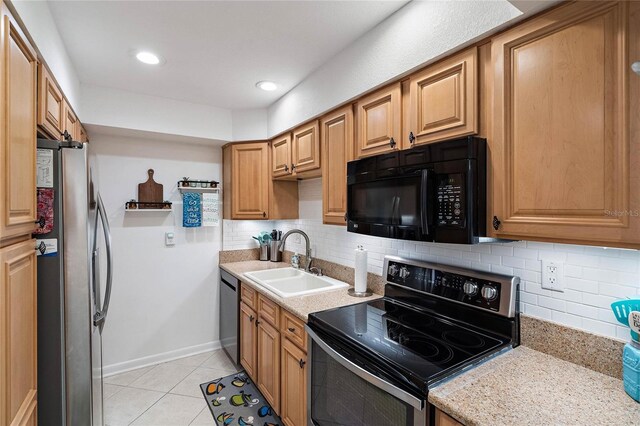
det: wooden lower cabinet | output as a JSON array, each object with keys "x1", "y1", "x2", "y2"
[
  {"x1": 280, "y1": 337, "x2": 307, "y2": 426},
  {"x1": 239, "y1": 301, "x2": 257, "y2": 378},
  {"x1": 435, "y1": 408, "x2": 463, "y2": 426},
  {"x1": 256, "y1": 317, "x2": 280, "y2": 412},
  {"x1": 239, "y1": 284, "x2": 308, "y2": 425},
  {"x1": 0, "y1": 239, "x2": 38, "y2": 426}
]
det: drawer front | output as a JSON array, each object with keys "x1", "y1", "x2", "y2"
[
  {"x1": 240, "y1": 283, "x2": 257, "y2": 310},
  {"x1": 258, "y1": 294, "x2": 280, "y2": 328},
  {"x1": 281, "y1": 309, "x2": 307, "y2": 351}
]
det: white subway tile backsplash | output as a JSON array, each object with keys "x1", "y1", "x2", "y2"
[{"x1": 222, "y1": 178, "x2": 640, "y2": 341}]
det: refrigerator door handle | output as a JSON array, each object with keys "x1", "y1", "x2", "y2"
[{"x1": 93, "y1": 193, "x2": 113, "y2": 331}]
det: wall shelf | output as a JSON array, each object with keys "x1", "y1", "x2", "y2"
[
  {"x1": 178, "y1": 187, "x2": 221, "y2": 194},
  {"x1": 125, "y1": 208, "x2": 172, "y2": 213}
]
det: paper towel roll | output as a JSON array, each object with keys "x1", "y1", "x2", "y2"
[{"x1": 354, "y1": 245, "x2": 368, "y2": 293}]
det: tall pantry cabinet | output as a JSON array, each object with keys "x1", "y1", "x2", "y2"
[{"x1": 0, "y1": 2, "x2": 38, "y2": 425}]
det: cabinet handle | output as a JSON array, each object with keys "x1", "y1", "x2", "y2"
[
  {"x1": 409, "y1": 131, "x2": 416, "y2": 146},
  {"x1": 344, "y1": 213, "x2": 347, "y2": 222},
  {"x1": 255, "y1": 319, "x2": 261, "y2": 326},
  {"x1": 262, "y1": 212, "x2": 266, "y2": 218},
  {"x1": 35, "y1": 216, "x2": 46, "y2": 228},
  {"x1": 632, "y1": 61, "x2": 640, "y2": 75},
  {"x1": 249, "y1": 315, "x2": 254, "y2": 322},
  {"x1": 284, "y1": 164, "x2": 289, "y2": 172},
  {"x1": 291, "y1": 163, "x2": 296, "y2": 171},
  {"x1": 389, "y1": 137, "x2": 396, "y2": 148},
  {"x1": 287, "y1": 327, "x2": 295, "y2": 333},
  {"x1": 299, "y1": 359, "x2": 306, "y2": 368},
  {"x1": 492, "y1": 216, "x2": 501, "y2": 231}
]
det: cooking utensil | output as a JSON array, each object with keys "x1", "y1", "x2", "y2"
[{"x1": 611, "y1": 299, "x2": 640, "y2": 341}]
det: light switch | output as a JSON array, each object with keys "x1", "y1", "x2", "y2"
[{"x1": 165, "y1": 232, "x2": 175, "y2": 246}]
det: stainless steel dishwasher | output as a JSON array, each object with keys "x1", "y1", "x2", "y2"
[{"x1": 219, "y1": 268, "x2": 240, "y2": 365}]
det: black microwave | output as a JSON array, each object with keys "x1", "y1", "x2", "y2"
[{"x1": 346, "y1": 136, "x2": 486, "y2": 244}]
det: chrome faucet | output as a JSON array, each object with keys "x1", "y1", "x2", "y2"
[{"x1": 278, "y1": 229, "x2": 313, "y2": 272}]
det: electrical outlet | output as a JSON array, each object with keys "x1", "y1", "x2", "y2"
[{"x1": 541, "y1": 260, "x2": 564, "y2": 292}]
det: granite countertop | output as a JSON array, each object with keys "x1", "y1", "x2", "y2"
[
  {"x1": 429, "y1": 346, "x2": 640, "y2": 425},
  {"x1": 220, "y1": 260, "x2": 381, "y2": 322}
]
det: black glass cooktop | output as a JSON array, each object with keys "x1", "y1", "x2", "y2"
[{"x1": 308, "y1": 297, "x2": 510, "y2": 393}]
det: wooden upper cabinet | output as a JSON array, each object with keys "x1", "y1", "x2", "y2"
[
  {"x1": 225, "y1": 142, "x2": 270, "y2": 219},
  {"x1": 0, "y1": 239, "x2": 38, "y2": 426},
  {"x1": 257, "y1": 317, "x2": 280, "y2": 413},
  {"x1": 79, "y1": 124, "x2": 89, "y2": 143},
  {"x1": 355, "y1": 83, "x2": 402, "y2": 158},
  {"x1": 272, "y1": 133, "x2": 292, "y2": 178},
  {"x1": 0, "y1": 5, "x2": 37, "y2": 242},
  {"x1": 37, "y1": 63, "x2": 64, "y2": 140},
  {"x1": 292, "y1": 120, "x2": 320, "y2": 176},
  {"x1": 239, "y1": 301, "x2": 257, "y2": 380},
  {"x1": 63, "y1": 100, "x2": 79, "y2": 141},
  {"x1": 321, "y1": 105, "x2": 353, "y2": 225},
  {"x1": 409, "y1": 47, "x2": 478, "y2": 146},
  {"x1": 280, "y1": 337, "x2": 307, "y2": 426},
  {"x1": 491, "y1": 0, "x2": 639, "y2": 247}
]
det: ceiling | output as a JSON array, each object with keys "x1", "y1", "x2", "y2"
[{"x1": 49, "y1": 0, "x2": 409, "y2": 110}]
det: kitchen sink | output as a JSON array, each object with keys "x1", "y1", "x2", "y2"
[{"x1": 243, "y1": 267, "x2": 349, "y2": 298}]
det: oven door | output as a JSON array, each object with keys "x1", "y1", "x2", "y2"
[
  {"x1": 306, "y1": 327, "x2": 430, "y2": 426},
  {"x1": 347, "y1": 169, "x2": 433, "y2": 241}
]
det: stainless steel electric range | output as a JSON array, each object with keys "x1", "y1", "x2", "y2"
[{"x1": 306, "y1": 256, "x2": 520, "y2": 426}]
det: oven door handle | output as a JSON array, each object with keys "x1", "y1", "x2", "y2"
[{"x1": 306, "y1": 327, "x2": 425, "y2": 411}]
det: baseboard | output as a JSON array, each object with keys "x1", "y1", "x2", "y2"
[{"x1": 103, "y1": 340, "x2": 222, "y2": 377}]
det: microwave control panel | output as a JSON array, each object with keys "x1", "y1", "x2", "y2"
[{"x1": 437, "y1": 173, "x2": 465, "y2": 228}]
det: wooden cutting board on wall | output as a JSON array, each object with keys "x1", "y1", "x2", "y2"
[{"x1": 138, "y1": 169, "x2": 163, "y2": 208}]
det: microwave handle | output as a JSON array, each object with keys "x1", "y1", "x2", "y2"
[{"x1": 420, "y1": 169, "x2": 431, "y2": 235}]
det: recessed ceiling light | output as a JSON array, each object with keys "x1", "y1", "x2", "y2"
[
  {"x1": 136, "y1": 51, "x2": 161, "y2": 65},
  {"x1": 256, "y1": 81, "x2": 277, "y2": 91}
]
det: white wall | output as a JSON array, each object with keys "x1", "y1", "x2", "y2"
[
  {"x1": 224, "y1": 179, "x2": 640, "y2": 342},
  {"x1": 89, "y1": 131, "x2": 223, "y2": 374},
  {"x1": 267, "y1": 0, "x2": 521, "y2": 135},
  {"x1": 11, "y1": 0, "x2": 81, "y2": 112},
  {"x1": 81, "y1": 84, "x2": 233, "y2": 141},
  {"x1": 232, "y1": 109, "x2": 269, "y2": 141}
]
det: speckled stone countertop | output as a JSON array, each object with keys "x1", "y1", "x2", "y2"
[
  {"x1": 220, "y1": 260, "x2": 381, "y2": 322},
  {"x1": 429, "y1": 346, "x2": 640, "y2": 425}
]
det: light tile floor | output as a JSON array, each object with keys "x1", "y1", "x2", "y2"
[{"x1": 104, "y1": 349, "x2": 240, "y2": 426}]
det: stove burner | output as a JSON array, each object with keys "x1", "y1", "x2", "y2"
[
  {"x1": 441, "y1": 330, "x2": 486, "y2": 349},
  {"x1": 402, "y1": 334, "x2": 454, "y2": 364}
]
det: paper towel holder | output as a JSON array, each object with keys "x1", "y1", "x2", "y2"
[{"x1": 348, "y1": 287, "x2": 373, "y2": 298}]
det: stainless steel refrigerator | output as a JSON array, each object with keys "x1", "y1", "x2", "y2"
[{"x1": 36, "y1": 138, "x2": 112, "y2": 426}]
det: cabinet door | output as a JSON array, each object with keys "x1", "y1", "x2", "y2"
[
  {"x1": 409, "y1": 47, "x2": 477, "y2": 146},
  {"x1": 231, "y1": 142, "x2": 269, "y2": 219},
  {"x1": 272, "y1": 133, "x2": 292, "y2": 178},
  {"x1": 321, "y1": 105, "x2": 353, "y2": 225},
  {"x1": 239, "y1": 301, "x2": 257, "y2": 380},
  {"x1": 280, "y1": 338, "x2": 307, "y2": 426},
  {"x1": 355, "y1": 83, "x2": 401, "y2": 158},
  {"x1": 257, "y1": 318, "x2": 280, "y2": 413},
  {"x1": 0, "y1": 239, "x2": 38, "y2": 426},
  {"x1": 0, "y1": 6, "x2": 37, "y2": 242},
  {"x1": 292, "y1": 120, "x2": 320, "y2": 174},
  {"x1": 37, "y1": 63, "x2": 64, "y2": 140},
  {"x1": 63, "y1": 100, "x2": 79, "y2": 141},
  {"x1": 491, "y1": 1, "x2": 639, "y2": 247},
  {"x1": 435, "y1": 409, "x2": 463, "y2": 426}
]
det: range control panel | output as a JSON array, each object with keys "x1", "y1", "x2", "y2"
[
  {"x1": 385, "y1": 258, "x2": 510, "y2": 314},
  {"x1": 437, "y1": 173, "x2": 466, "y2": 228}
]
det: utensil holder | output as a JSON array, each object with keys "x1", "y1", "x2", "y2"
[
  {"x1": 270, "y1": 241, "x2": 282, "y2": 262},
  {"x1": 259, "y1": 244, "x2": 270, "y2": 261}
]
